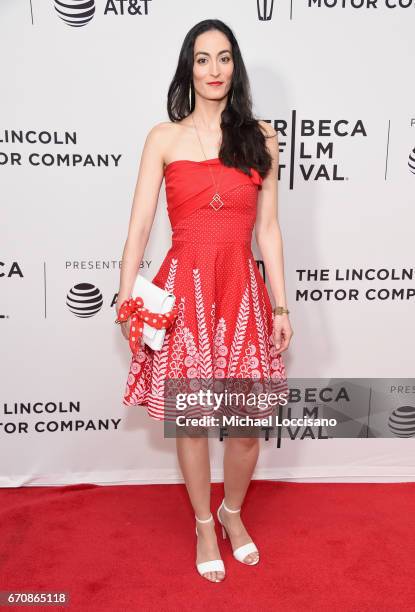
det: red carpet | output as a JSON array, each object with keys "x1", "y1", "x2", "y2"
[{"x1": 0, "y1": 480, "x2": 414, "y2": 611}]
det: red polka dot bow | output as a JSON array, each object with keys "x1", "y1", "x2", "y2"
[{"x1": 115, "y1": 296, "x2": 178, "y2": 353}]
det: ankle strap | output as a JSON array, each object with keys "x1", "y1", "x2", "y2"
[
  {"x1": 195, "y1": 512, "x2": 213, "y2": 524},
  {"x1": 223, "y1": 499, "x2": 241, "y2": 513}
]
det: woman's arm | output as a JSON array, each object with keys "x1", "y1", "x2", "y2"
[
  {"x1": 116, "y1": 123, "x2": 167, "y2": 316},
  {"x1": 255, "y1": 121, "x2": 287, "y2": 309},
  {"x1": 255, "y1": 120, "x2": 292, "y2": 351}
]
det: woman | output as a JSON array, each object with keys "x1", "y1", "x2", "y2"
[{"x1": 116, "y1": 19, "x2": 293, "y2": 582}]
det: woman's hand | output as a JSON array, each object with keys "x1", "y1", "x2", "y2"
[
  {"x1": 272, "y1": 313, "x2": 293, "y2": 353},
  {"x1": 119, "y1": 320, "x2": 131, "y2": 341},
  {"x1": 116, "y1": 298, "x2": 131, "y2": 341}
]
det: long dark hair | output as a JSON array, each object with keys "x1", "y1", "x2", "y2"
[{"x1": 167, "y1": 19, "x2": 273, "y2": 179}]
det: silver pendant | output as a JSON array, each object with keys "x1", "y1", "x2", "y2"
[{"x1": 209, "y1": 193, "x2": 224, "y2": 211}]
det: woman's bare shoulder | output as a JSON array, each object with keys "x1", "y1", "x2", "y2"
[
  {"x1": 144, "y1": 120, "x2": 191, "y2": 165},
  {"x1": 147, "y1": 120, "x2": 187, "y2": 138},
  {"x1": 145, "y1": 121, "x2": 184, "y2": 152},
  {"x1": 145, "y1": 120, "x2": 176, "y2": 140},
  {"x1": 140, "y1": 122, "x2": 177, "y2": 165}
]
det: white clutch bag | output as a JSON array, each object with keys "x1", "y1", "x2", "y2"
[{"x1": 131, "y1": 274, "x2": 176, "y2": 351}]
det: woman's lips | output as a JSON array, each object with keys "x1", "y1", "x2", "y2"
[{"x1": 207, "y1": 82, "x2": 223, "y2": 86}]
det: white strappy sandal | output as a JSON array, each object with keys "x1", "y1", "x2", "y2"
[
  {"x1": 216, "y1": 498, "x2": 260, "y2": 565},
  {"x1": 195, "y1": 513, "x2": 226, "y2": 581}
]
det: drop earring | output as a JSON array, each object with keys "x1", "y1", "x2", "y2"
[{"x1": 189, "y1": 83, "x2": 192, "y2": 110}]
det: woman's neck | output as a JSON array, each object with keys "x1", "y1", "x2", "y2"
[{"x1": 190, "y1": 101, "x2": 226, "y2": 132}]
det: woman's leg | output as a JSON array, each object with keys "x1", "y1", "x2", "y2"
[
  {"x1": 176, "y1": 432, "x2": 225, "y2": 582},
  {"x1": 219, "y1": 436, "x2": 260, "y2": 564}
]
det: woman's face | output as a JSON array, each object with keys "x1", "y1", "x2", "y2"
[{"x1": 192, "y1": 29, "x2": 234, "y2": 103}]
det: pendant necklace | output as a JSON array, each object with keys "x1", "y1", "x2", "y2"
[{"x1": 191, "y1": 113, "x2": 225, "y2": 211}]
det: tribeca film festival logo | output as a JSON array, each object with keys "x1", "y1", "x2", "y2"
[
  {"x1": 264, "y1": 115, "x2": 367, "y2": 189},
  {"x1": 263, "y1": 116, "x2": 415, "y2": 188}
]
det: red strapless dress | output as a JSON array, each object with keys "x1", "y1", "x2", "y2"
[{"x1": 122, "y1": 158, "x2": 288, "y2": 421}]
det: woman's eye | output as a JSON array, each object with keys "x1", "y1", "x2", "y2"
[{"x1": 196, "y1": 56, "x2": 231, "y2": 64}]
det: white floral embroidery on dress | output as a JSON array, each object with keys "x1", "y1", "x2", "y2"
[
  {"x1": 213, "y1": 316, "x2": 227, "y2": 378},
  {"x1": 193, "y1": 268, "x2": 213, "y2": 381},
  {"x1": 226, "y1": 284, "x2": 250, "y2": 378},
  {"x1": 149, "y1": 257, "x2": 178, "y2": 400},
  {"x1": 168, "y1": 296, "x2": 186, "y2": 379},
  {"x1": 123, "y1": 255, "x2": 288, "y2": 418}
]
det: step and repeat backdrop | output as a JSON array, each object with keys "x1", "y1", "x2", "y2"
[{"x1": 1, "y1": 1, "x2": 414, "y2": 486}]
